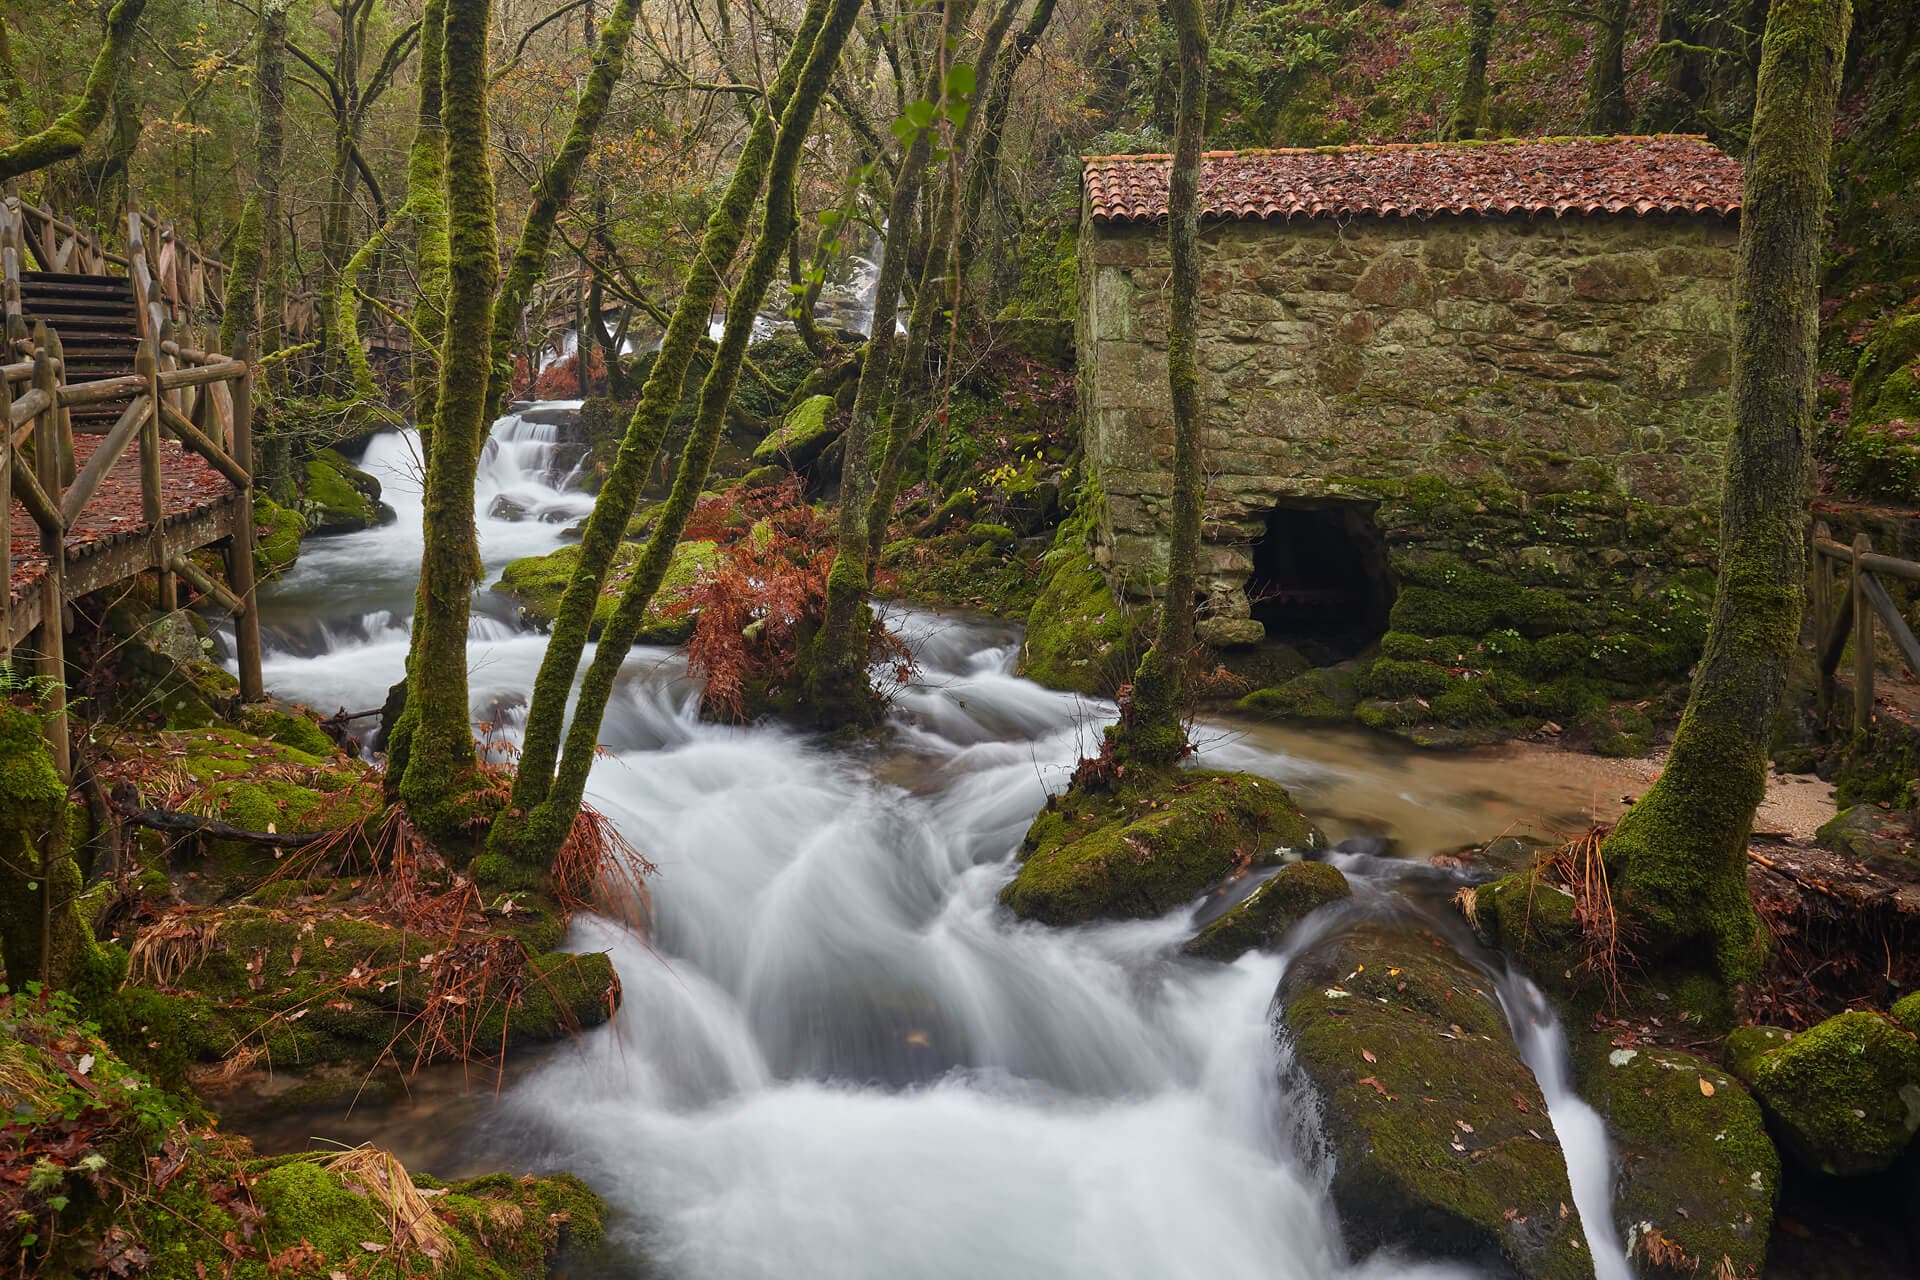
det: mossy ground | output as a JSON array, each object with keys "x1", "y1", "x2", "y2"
[
  {"x1": 879, "y1": 525, "x2": 1045, "y2": 619},
  {"x1": 1279, "y1": 924, "x2": 1590, "y2": 1279},
  {"x1": 495, "y1": 537, "x2": 717, "y2": 643},
  {"x1": 0, "y1": 988, "x2": 605, "y2": 1278},
  {"x1": 1003, "y1": 769, "x2": 1317, "y2": 925}
]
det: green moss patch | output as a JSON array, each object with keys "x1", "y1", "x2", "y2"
[
  {"x1": 1730, "y1": 1010, "x2": 1920, "y2": 1177},
  {"x1": 1575, "y1": 1038, "x2": 1777, "y2": 1277},
  {"x1": 1279, "y1": 924, "x2": 1590, "y2": 1278},
  {"x1": 751, "y1": 394, "x2": 842, "y2": 468},
  {"x1": 1182, "y1": 860, "x2": 1350, "y2": 960},
  {"x1": 495, "y1": 537, "x2": 718, "y2": 643},
  {"x1": 1003, "y1": 770, "x2": 1318, "y2": 925},
  {"x1": 251, "y1": 496, "x2": 305, "y2": 580},
  {"x1": 297, "y1": 448, "x2": 389, "y2": 535},
  {"x1": 880, "y1": 527, "x2": 1045, "y2": 619},
  {"x1": 1018, "y1": 500, "x2": 1142, "y2": 696}
]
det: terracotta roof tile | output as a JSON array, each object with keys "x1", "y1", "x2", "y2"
[{"x1": 1082, "y1": 135, "x2": 1742, "y2": 225}]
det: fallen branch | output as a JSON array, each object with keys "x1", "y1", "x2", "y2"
[{"x1": 109, "y1": 787, "x2": 334, "y2": 847}]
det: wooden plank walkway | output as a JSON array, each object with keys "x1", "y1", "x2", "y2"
[{"x1": 5, "y1": 435, "x2": 240, "y2": 649}]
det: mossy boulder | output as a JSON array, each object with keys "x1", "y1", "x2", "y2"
[
  {"x1": 1003, "y1": 771, "x2": 1318, "y2": 925},
  {"x1": 1462, "y1": 873, "x2": 1584, "y2": 987},
  {"x1": 251, "y1": 496, "x2": 305, "y2": 579},
  {"x1": 111, "y1": 638, "x2": 237, "y2": 730},
  {"x1": 235, "y1": 700, "x2": 339, "y2": 757},
  {"x1": 751, "y1": 394, "x2": 841, "y2": 468},
  {"x1": 1728, "y1": 1010, "x2": 1920, "y2": 1177},
  {"x1": 1237, "y1": 660, "x2": 1365, "y2": 722},
  {"x1": 1892, "y1": 992, "x2": 1920, "y2": 1036},
  {"x1": 297, "y1": 448, "x2": 389, "y2": 535},
  {"x1": 1019, "y1": 504, "x2": 1141, "y2": 696},
  {"x1": 1280, "y1": 924, "x2": 1590, "y2": 1278},
  {"x1": 1575, "y1": 1039, "x2": 1777, "y2": 1278},
  {"x1": 1182, "y1": 860, "x2": 1351, "y2": 960},
  {"x1": 495, "y1": 537, "x2": 718, "y2": 643}
]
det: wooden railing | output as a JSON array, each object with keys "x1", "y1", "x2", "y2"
[
  {"x1": 3, "y1": 325, "x2": 263, "y2": 776},
  {"x1": 0, "y1": 194, "x2": 230, "y2": 345},
  {"x1": 1812, "y1": 520, "x2": 1920, "y2": 732}
]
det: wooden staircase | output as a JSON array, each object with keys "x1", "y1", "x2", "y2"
[{"x1": 18, "y1": 270, "x2": 140, "y2": 425}]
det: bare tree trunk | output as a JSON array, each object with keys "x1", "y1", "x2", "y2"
[
  {"x1": 484, "y1": 0, "x2": 869, "y2": 878},
  {"x1": 1110, "y1": 0, "x2": 1208, "y2": 770},
  {"x1": 394, "y1": 0, "x2": 499, "y2": 839},
  {"x1": 1599, "y1": 0, "x2": 1852, "y2": 991}
]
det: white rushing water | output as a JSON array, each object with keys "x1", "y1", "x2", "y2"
[{"x1": 247, "y1": 412, "x2": 1631, "y2": 1279}]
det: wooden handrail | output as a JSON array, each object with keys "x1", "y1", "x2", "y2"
[{"x1": 1811, "y1": 520, "x2": 1920, "y2": 731}]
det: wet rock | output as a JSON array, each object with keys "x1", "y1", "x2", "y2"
[
  {"x1": 1019, "y1": 505, "x2": 1143, "y2": 696},
  {"x1": 1195, "y1": 615, "x2": 1266, "y2": 648},
  {"x1": 1815, "y1": 803, "x2": 1914, "y2": 864},
  {"x1": 751, "y1": 394, "x2": 842, "y2": 469},
  {"x1": 488, "y1": 493, "x2": 534, "y2": 522},
  {"x1": 1279, "y1": 923, "x2": 1590, "y2": 1278},
  {"x1": 493, "y1": 538, "x2": 718, "y2": 644},
  {"x1": 1728, "y1": 1010, "x2": 1920, "y2": 1177},
  {"x1": 1182, "y1": 860, "x2": 1351, "y2": 960},
  {"x1": 1575, "y1": 1039, "x2": 1777, "y2": 1278},
  {"x1": 1237, "y1": 661, "x2": 1364, "y2": 723},
  {"x1": 1002, "y1": 771, "x2": 1317, "y2": 925},
  {"x1": 299, "y1": 448, "x2": 391, "y2": 536}
]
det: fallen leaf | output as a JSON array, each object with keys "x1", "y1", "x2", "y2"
[
  {"x1": 1698, "y1": 1077, "x2": 1715, "y2": 1097},
  {"x1": 1513, "y1": 1095, "x2": 1529, "y2": 1113},
  {"x1": 1455, "y1": 1120, "x2": 1475, "y2": 1134},
  {"x1": 359, "y1": 1242, "x2": 387, "y2": 1253},
  {"x1": 1356, "y1": 1076, "x2": 1391, "y2": 1097},
  {"x1": 1361, "y1": 1049, "x2": 1377, "y2": 1064},
  {"x1": 77, "y1": 1053, "x2": 95, "y2": 1076}
]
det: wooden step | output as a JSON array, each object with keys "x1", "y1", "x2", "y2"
[{"x1": 19, "y1": 269, "x2": 133, "y2": 288}]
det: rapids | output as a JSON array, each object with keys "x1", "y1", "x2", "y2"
[{"x1": 237, "y1": 408, "x2": 1634, "y2": 1279}]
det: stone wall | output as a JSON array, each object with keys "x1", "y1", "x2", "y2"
[{"x1": 1078, "y1": 210, "x2": 1738, "y2": 641}]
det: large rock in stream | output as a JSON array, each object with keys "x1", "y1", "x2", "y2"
[
  {"x1": 1279, "y1": 923, "x2": 1590, "y2": 1279},
  {"x1": 1001, "y1": 770, "x2": 1319, "y2": 925}
]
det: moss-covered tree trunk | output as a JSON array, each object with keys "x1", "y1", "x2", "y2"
[
  {"x1": 482, "y1": 0, "x2": 641, "y2": 425},
  {"x1": 0, "y1": 0, "x2": 147, "y2": 182},
  {"x1": 1584, "y1": 0, "x2": 1633, "y2": 133},
  {"x1": 1442, "y1": 0, "x2": 1499, "y2": 140},
  {"x1": 483, "y1": 0, "x2": 869, "y2": 877},
  {"x1": 800, "y1": 0, "x2": 976, "y2": 723},
  {"x1": 490, "y1": 0, "x2": 837, "y2": 853},
  {"x1": 1109, "y1": 0, "x2": 1207, "y2": 771},
  {"x1": 256, "y1": 2, "x2": 291, "y2": 380},
  {"x1": 220, "y1": 1, "x2": 291, "y2": 358},
  {"x1": 1600, "y1": 0, "x2": 1851, "y2": 990},
  {"x1": 394, "y1": 0, "x2": 499, "y2": 838},
  {"x1": 0, "y1": 706, "x2": 109, "y2": 998}
]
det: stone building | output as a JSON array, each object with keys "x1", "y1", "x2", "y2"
[{"x1": 1076, "y1": 136, "x2": 1744, "y2": 671}]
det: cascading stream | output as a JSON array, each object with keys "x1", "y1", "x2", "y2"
[{"x1": 242, "y1": 412, "x2": 1630, "y2": 1278}]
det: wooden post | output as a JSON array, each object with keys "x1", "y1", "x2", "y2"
[
  {"x1": 1853, "y1": 532, "x2": 1875, "y2": 735},
  {"x1": 30, "y1": 348, "x2": 67, "y2": 777},
  {"x1": 225, "y1": 340, "x2": 263, "y2": 702},
  {"x1": 1812, "y1": 521, "x2": 1832, "y2": 713},
  {"x1": 137, "y1": 339, "x2": 176, "y2": 611},
  {"x1": 0, "y1": 371, "x2": 11, "y2": 662},
  {"x1": 44, "y1": 327, "x2": 74, "y2": 487}
]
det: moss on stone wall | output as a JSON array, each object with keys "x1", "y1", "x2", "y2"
[{"x1": 1019, "y1": 497, "x2": 1143, "y2": 695}]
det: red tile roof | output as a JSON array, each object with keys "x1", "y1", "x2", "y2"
[{"x1": 1082, "y1": 135, "x2": 1742, "y2": 225}]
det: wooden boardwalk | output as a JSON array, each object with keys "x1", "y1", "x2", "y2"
[{"x1": 5, "y1": 435, "x2": 240, "y2": 648}]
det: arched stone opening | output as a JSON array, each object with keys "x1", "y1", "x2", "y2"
[{"x1": 1245, "y1": 499, "x2": 1394, "y2": 659}]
